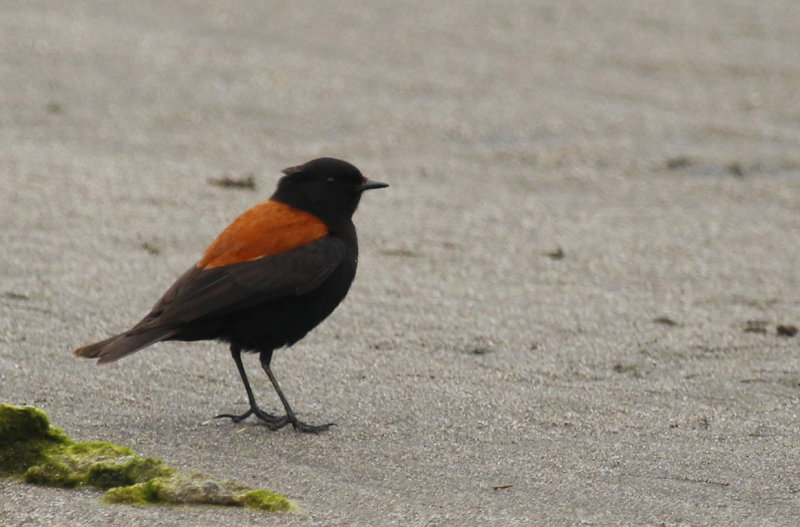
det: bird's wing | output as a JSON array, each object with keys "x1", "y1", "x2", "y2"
[{"x1": 132, "y1": 236, "x2": 348, "y2": 331}]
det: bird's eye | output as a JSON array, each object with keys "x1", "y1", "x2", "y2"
[{"x1": 325, "y1": 177, "x2": 336, "y2": 185}]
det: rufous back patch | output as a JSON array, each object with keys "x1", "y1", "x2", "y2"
[{"x1": 198, "y1": 200, "x2": 329, "y2": 269}]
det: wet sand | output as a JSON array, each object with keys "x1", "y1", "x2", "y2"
[{"x1": 2, "y1": 2, "x2": 799, "y2": 525}]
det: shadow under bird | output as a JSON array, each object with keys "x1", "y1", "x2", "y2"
[{"x1": 75, "y1": 157, "x2": 388, "y2": 433}]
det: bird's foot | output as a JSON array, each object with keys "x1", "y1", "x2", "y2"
[
  {"x1": 215, "y1": 407, "x2": 333, "y2": 433},
  {"x1": 288, "y1": 417, "x2": 335, "y2": 434},
  {"x1": 215, "y1": 406, "x2": 287, "y2": 429}
]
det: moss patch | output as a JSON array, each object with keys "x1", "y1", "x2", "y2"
[
  {"x1": 235, "y1": 488, "x2": 294, "y2": 511},
  {"x1": 105, "y1": 473, "x2": 293, "y2": 512},
  {"x1": 0, "y1": 405, "x2": 70, "y2": 477},
  {"x1": 0, "y1": 404, "x2": 294, "y2": 513}
]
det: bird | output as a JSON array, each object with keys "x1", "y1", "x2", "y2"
[{"x1": 75, "y1": 157, "x2": 388, "y2": 433}]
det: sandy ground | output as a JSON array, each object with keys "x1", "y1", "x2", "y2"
[{"x1": 2, "y1": 1, "x2": 800, "y2": 525}]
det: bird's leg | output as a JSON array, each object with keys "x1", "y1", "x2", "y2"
[
  {"x1": 260, "y1": 350, "x2": 334, "y2": 433},
  {"x1": 215, "y1": 345, "x2": 288, "y2": 430}
]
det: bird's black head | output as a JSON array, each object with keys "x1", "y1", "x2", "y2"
[{"x1": 272, "y1": 158, "x2": 388, "y2": 231}]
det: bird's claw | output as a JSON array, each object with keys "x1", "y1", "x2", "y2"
[
  {"x1": 290, "y1": 420, "x2": 335, "y2": 434},
  {"x1": 214, "y1": 410, "x2": 252, "y2": 423},
  {"x1": 214, "y1": 407, "x2": 284, "y2": 426},
  {"x1": 214, "y1": 409, "x2": 333, "y2": 433}
]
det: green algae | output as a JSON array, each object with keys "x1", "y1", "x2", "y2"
[
  {"x1": 235, "y1": 488, "x2": 294, "y2": 512},
  {"x1": 0, "y1": 404, "x2": 294, "y2": 513},
  {"x1": 24, "y1": 442, "x2": 175, "y2": 489},
  {"x1": 105, "y1": 473, "x2": 293, "y2": 512},
  {"x1": 0, "y1": 405, "x2": 69, "y2": 477}
]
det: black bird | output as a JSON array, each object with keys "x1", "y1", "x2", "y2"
[{"x1": 75, "y1": 158, "x2": 388, "y2": 433}]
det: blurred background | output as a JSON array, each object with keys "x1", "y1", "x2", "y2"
[{"x1": 1, "y1": 2, "x2": 799, "y2": 525}]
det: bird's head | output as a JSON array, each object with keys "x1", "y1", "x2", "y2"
[{"x1": 273, "y1": 158, "x2": 388, "y2": 229}]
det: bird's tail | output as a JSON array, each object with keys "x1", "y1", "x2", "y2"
[{"x1": 74, "y1": 328, "x2": 177, "y2": 364}]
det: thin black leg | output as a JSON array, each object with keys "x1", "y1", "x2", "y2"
[
  {"x1": 215, "y1": 345, "x2": 289, "y2": 430},
  {"x1": 259, "y1": 350, "x2": 334, "y2": 433}
]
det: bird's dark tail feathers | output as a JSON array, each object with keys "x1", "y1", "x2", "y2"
[{"x1": 74, "y1": 328, "x2": 177, "y2": 364}]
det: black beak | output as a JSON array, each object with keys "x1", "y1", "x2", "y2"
[{"x1": 357, "y1": 178, "x2": 389, "y2": 192}]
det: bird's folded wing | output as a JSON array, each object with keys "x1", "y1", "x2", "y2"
[{"x1": 132, "y1": 236, "x2": 347, "y2": 330}]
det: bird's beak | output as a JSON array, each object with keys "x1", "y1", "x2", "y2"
[{"x1": 357, "y1": 178, "x2": 389, "y2": 192}]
